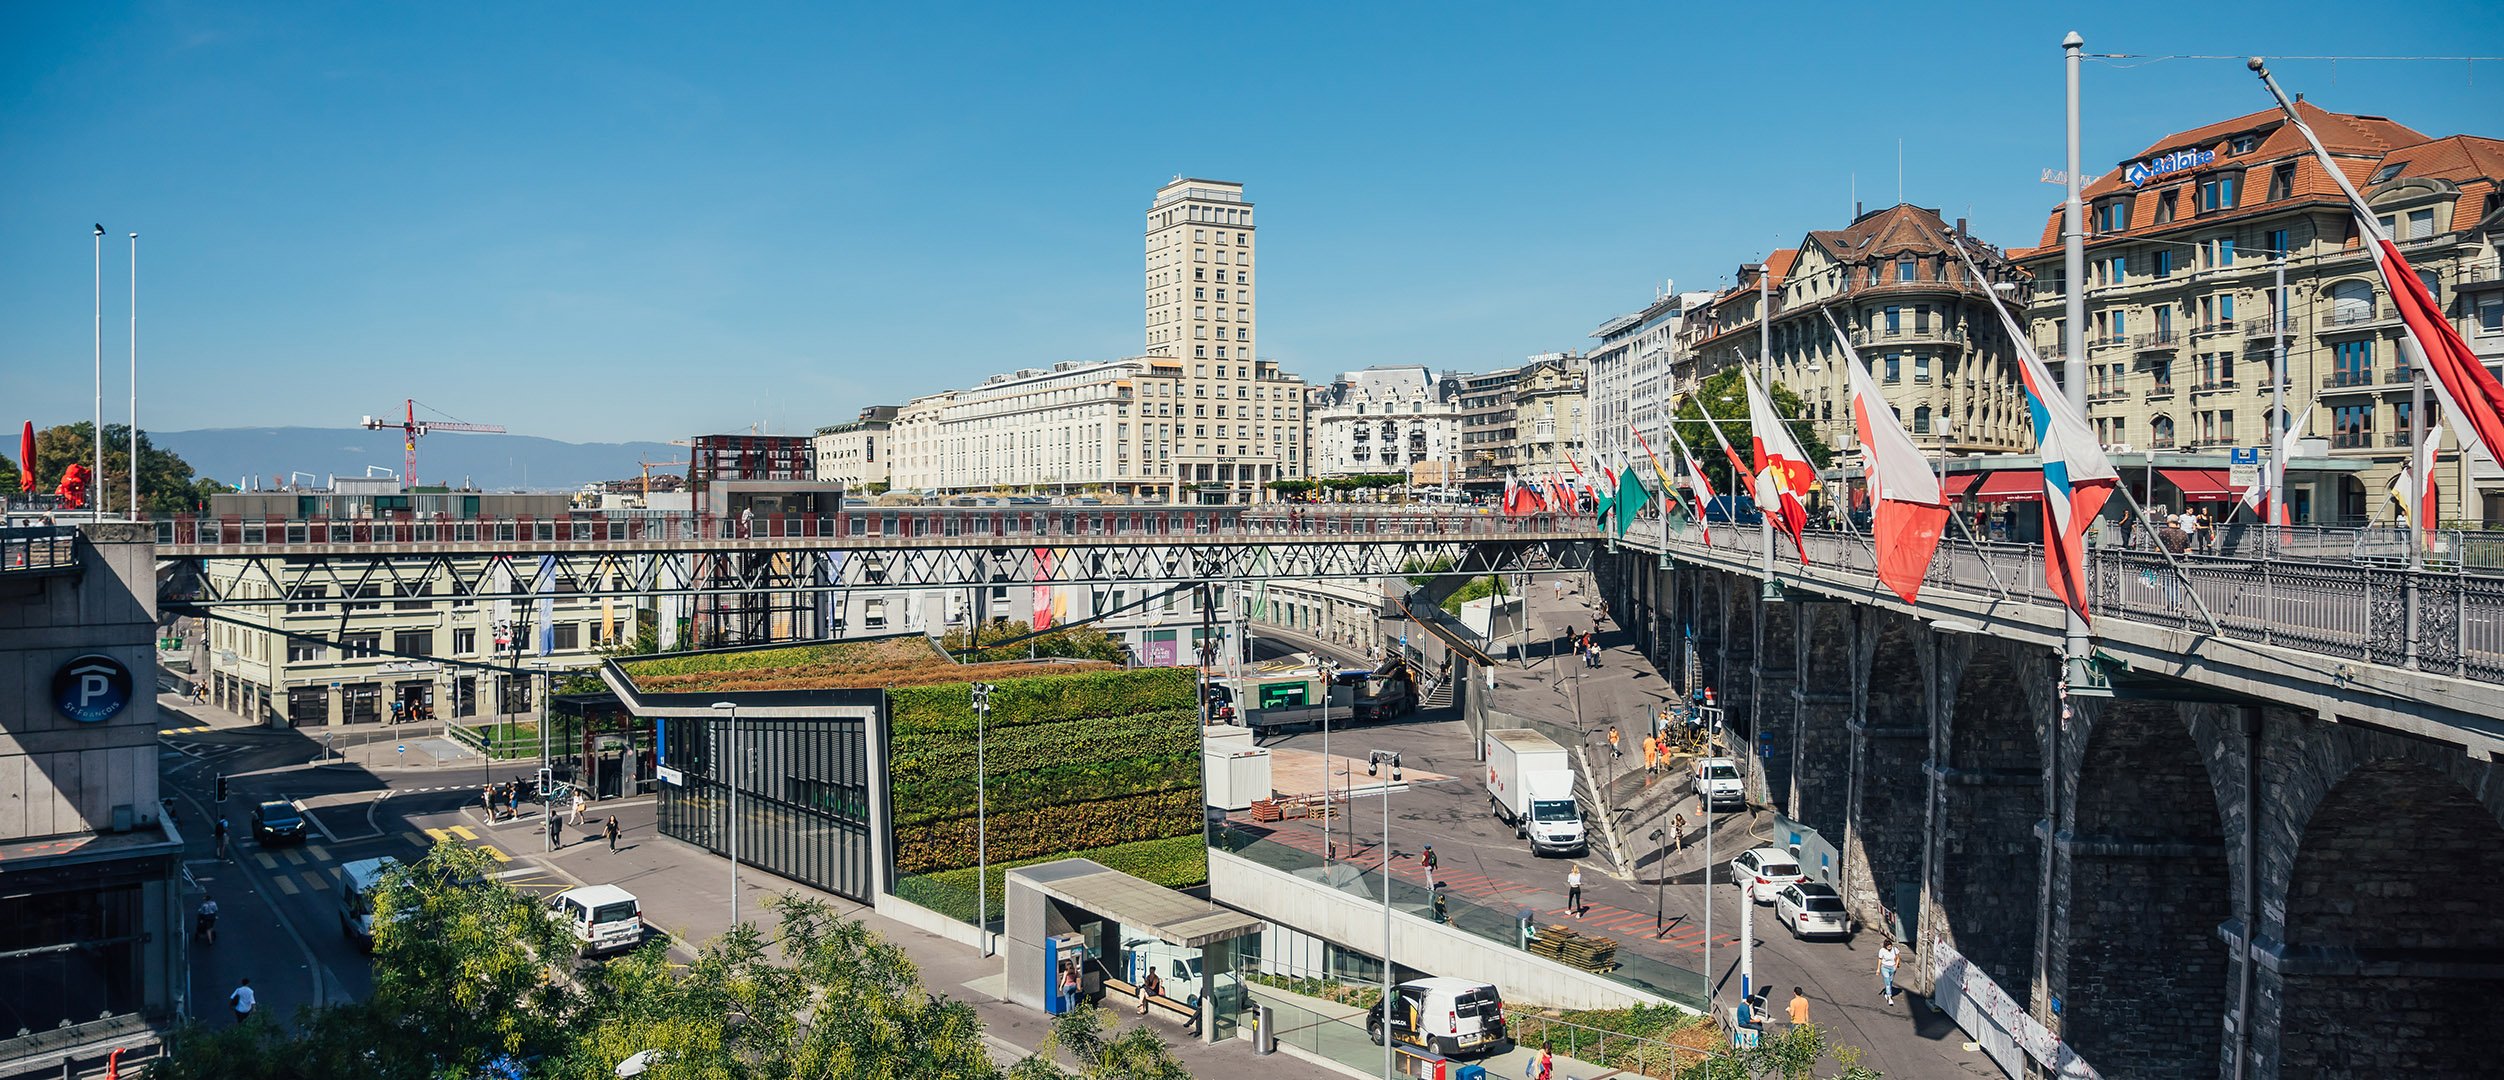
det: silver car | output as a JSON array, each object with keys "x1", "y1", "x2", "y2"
[{"x1": 1774, "y1": 882, "x2": 1850, "y2": 939}]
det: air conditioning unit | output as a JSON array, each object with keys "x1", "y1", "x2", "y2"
[{"x1": 2105, "y1": 442, "x2": 2135, "y2": 454}]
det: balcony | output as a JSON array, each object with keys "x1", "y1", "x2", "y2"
[
  {"x1": 2321, "y1": 369, "x2": 2376, "y2": 391},
  {"x1": 2150, "y1": 436, "x2": 2177, "y2": 450},
  {"x1": 2135, "y1": 329, "x2": 2182, "y2": 353},
  {"x1": 2388, "y1": 431, "x2": 2416, "y2": 448},
  {"x1": 1850, "y1": 325, "x2": 1968, "y2": 348},
  {"x1": 2330, "y1": 432, "x2": 2375, "y2": 450},
  {"x1": 2385, "y1": 367, "x2": 2416, "y2": 385},
  {"x1": 2145, "y1": 383, "x2": 2177, "y2": 402},
  {"x1": 2321, "y1": 304, "x2": 2390, "y2": 331},
  {"x1": 2193, "y1": 319, "x2": 2239, "y2": 338},
  {"x1": 2191, "y1": 378, "x2": 2238, "y2": 395},
  {"x1": 2089, "y1": 333, "x2": 2130, "y2": 350}
]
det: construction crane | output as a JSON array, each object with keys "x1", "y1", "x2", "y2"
[
  {"x1": 638, "y1": 459, "x2": 688, "y2": 497},
  {"x1": 360, "y1": 399, "x2": 506, "y2": 487}
]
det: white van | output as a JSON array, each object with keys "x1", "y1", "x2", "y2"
[
  {"x1": 1693, "y1": 756, "x2": 1746, "y2": 812},
  {"x1": 547, "y1": 884, "x2": 644, "y2": 957},
  {"x1": 1367, "y1": 977, "x2": 1510, "y2": 1059},
  {"x1": 337, "y1": 856, "x2": 402, "y2": 952}
]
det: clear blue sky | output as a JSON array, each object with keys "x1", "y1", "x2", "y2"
[{"x1": 5, "y1": 1, "x2": 2501, "y2": 444}]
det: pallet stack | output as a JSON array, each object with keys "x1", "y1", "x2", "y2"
[{"x1": 1529, "y1": 925, "x2": 1619, "y2": 973}]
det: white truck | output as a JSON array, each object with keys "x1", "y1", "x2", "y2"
[{"x1": 1484, "y1": 729, "x2": 1587, "y2": 857}]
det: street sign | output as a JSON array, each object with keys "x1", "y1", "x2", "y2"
[
  {"x1": 657, "y1": 765, "x2": 685, "y2": 786},
  {"x1": 2229, "y1": 447, "x2": 2261, "y2": 489},
  {"x1": 397, "y1": 744, "x2": 406, "y2": 757}
]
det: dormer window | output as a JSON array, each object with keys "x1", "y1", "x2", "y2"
[
  {"x1": 2230, "y1": 134, "x2": 2259, "y2": 155},
  {"x1": 2369, "y1": 162, "x2": 2405, "y2": 184},
  {"x1": 2093, "y1": 198, "x2": 2133, "y2": 233}
]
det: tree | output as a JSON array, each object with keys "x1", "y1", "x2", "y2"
[
  {"x1": 940, "y1": 619, "x2": 1133, "y2": 665},
  {"x1": 1666, "y1": 369, "x2": 1836, "y2": 498},
  {"x1": 1676, "y1": 1024, "x2": 1881, "y2": 1080},
  {"x1": 29, "y1": 422, "x2": 227, "y2": 515}
]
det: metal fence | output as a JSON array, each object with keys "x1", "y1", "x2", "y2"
[
  {"x1": 1640, "y1": 521, "x2": 2504, "y2": 687},
  {"x1": 0, "y1": 526, "x2": 79, "y2": 575}
]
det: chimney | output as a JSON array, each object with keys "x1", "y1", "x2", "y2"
[
  {"x1": 1956, "y1": 217, "x2": 1968, "y2": 236},
  {"x1": 1855, "y1": 200, "x2": 1864, "y2": 218}
]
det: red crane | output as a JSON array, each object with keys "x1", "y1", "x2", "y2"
[{"x1": 360, "y1": 399, "x2": 506, "y2": 486}]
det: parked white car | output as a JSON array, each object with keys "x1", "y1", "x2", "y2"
[
  {"x1": 1730, "y1": 847, "x2": 1806, "y2": 904},
  {"x1": 1774, "y1": 882, "x2": 1850, "y2": 939}
]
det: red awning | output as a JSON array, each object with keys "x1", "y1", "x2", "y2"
[
  {"x1": 1939, "y1": 473, "x2": 1983, "y2": 498},
  {"x1": 2158, "y1": 467, "x2": 2246, "y2": 501},
  {"x1": 1973, "y1": 470, "x2": 2045, "y2": 503}
]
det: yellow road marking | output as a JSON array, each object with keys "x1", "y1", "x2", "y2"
[
  {"x1": 480, "y1": 845, "x2": 511, "y2": 863},
  {"x1": 281, "y1": 848, "x2": 307, "y2": 866},
  {"x1": 448, "y1": 825, "x2": 478, "y2": 841},
  {"x1": 308, "y1": 844, "x2": 331, "y2": 862},
  {"x1": 254, "y1": 853, "x2": 278, "y2": 870},
  {"x1": 424, "y1": 828, "x2": 455, "y2": 843},
  {"x1": 273, "y1": 874, "x2": 300, "y2": 895},
  {"x1": 300, "y1": 870, "x2": 329, "y2": 891}
]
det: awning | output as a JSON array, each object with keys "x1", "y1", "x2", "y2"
[
  {"x1": 1939, "y1": 474, "x2": 1984, "y2": 499},
  {"x1": 2158, "y1": 467, "x2": 2246, "y2": 501},
  {"x1": 1007, "y1": 858, "x2": 1264, "y2": 948},
  {"x1": 1973, "y1": 470, "x2": 2045, "y2": 503}
]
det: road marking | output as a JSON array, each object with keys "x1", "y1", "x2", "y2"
[
  {"x1": 423, "y1": 828, "x2": 456, "y2": 844},
  {"x1": 449, "y1": 825, "x2": 478, "y2": 841},
  {"x1": 480, "y1": 845, "x2": 511, "y2": 863},
  {"x1": 308, "y1": 844, "x2": 332, "y2": 862},
  {"x1": 281, "y1": 848, "x2": 307, "y2": 866},
  {"x1": 255, "y1": 853, "x2": 278, "y2": 870},
  {"x1": 273, "y1": 873, "x2": 301, "y2": 895},
  {"x1": 300, "y1": 870, "x2": 329, "y2": 892},
  {"x1": 489, "y1": 867, "x2": 543, "y2": 881}
]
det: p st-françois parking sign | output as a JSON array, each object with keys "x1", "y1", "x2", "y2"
[{"x1": 53, "y1": 654, "x2": 135, "y2": 724}]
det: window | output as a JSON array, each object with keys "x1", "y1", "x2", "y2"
[
  {"x1": 393, "y1": 630, "x2": 433, "y2": 657},
  {"x1": 2154, "y1": 190, "x2": 2179, "y2": 224},
  {"x1": 2230, "y1": 134, "x2": 2258, "y2": 155},
  {"x1": 552, "y1": 622, "x2": 580, "y2": 651},
  {"x1": 2151, "y1": 414, "x2": 2176, "y2": 448},
  {"x1": 2102, "y1": 255, "x2": 2127, "y2": 286},
  {"x1": 2094, "y1": 199, "x2": 2131, "y2": 233},
  {"x1": 1914, "y1": 354, "x2": 1931, "y2": 383},
  {"x1": 2266, "y1": 228, "x2": 2290, "y2": 258},
  {"x1": 2406, "y1": 209, "x2": 2436, "y2": 241},
  {"x1": 1883, "y1": 354, "x2": 1901, "y2": 382},
  {"x1": 2393, "y1": 400, "x2": 2412, "y2": 438},
  {"x1": 341, "y1": 633, "x2": 381, "y2": 659},
  {"x1": 287, "y1": 640, "x2": 324, "y2": 663},
  {"x1": 2268, "y1": 164, "x2": 2296, "y2": 201},
  {"x1": 2479, "y1": 293, "x2": 2504, "y2": 333},
  {"x1": 2153, "y1": 250, "x2": 2173, "y2": 278},
  {"x1": 1913, "y1": 406, "x2": 1932, "y2": 434},
  {"x1": 2333, "y1": 339, "x2": 2373, "y2": 386},
  {"x1": 1884, "y1": 306, "x2": 1901, "y2": 333},
  {"x1": 2332, "y1": 402, "x2": 2374, "y2": 448},
  {"x1": 2212, "y1": 236, "x2": 2235, "y2": 267},
  {"x1": 453, "y1": 628, "x2": 476, "y2": 655},
  {"x1": 1896, "y1": 255, "x2": 1916, "y2": 282},
  {"x1": 2369, "y1": 162, "x2": 2404, "y2": 184},
  {"x1": 2198, "y1": 173, "x2": 2241, "y2": 212}
]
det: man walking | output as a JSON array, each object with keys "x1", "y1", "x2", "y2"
[
  {"x1": 229, "y1": 978, "x2": 255, "y2": 1025},
  {"x1": 546, "y1": 811, "x2": 562, "y2": 852},
  {"x1": 483, "y1": 782, "x2": 496, "y2": 819},
  {"x1": 213, "y1": 816, "x2": 230, "y2": 861},
  {"x1": 1607, "y1": 724, "x2": 1622, "y2": 759},
  {"x1": 1566, "y1": 865, "x2": 1584, "y2": 917},
  {"x1": 1877, "y1": 939, "x2": 1901, "y2": 1006},
  {"x1": 1420, "y1": 843, "x2": 1438, "y2": 880},
  {"x1": 605, "y1": 815, "x2": 621, "y2": 853},
  {"x1": 1787, "y1": 986, "x2": 1810, "y2": 1029}
]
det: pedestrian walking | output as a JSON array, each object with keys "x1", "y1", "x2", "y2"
[
  {"x1": 1642, "y1": 733, "x2": 1659, "y2": 775},
  {"x1": 546, "y1": 812, "x2": 563, "y2": 851},
  {"x1": 1535, "y1": 1045, "x2": 1554, "y2": 1080},
  {"x1": 1788, "y1": 986, "x2": 1810, "y2": 1029},
  {"x1": 1566, "y1": 865, "x2": 1584, "y2": 917},
  {"x1": 570, "y1": 790, "x2": 587, "y2": 826},
  {"x1": 604, "y1": 815, "x2": 621, "y2": 853},
  {"x1": 212, "y1": 817, "x2": 229, "y2": 861},
  {"x1": 1420, "y1": 844, "x2": 1438, "y2": 877},
  {"x1": 1671, "y1": 813, "x2": 1686, "y2": 851},
  {"x1": 1607, "y1": 725, "x2": 1622, "y2": 759},
  {"x1": 229, "y1": 978, "x2": 255, "y2": 1025},
  {"x1": 1877, "y1": 939, "x2": 1901, "y2": 1005},
  {"x1": 483, "y1": 783, "x2": 496, "y2": 819}
]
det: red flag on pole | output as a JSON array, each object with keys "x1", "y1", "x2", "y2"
[{"x1": 17, "y1": 422, "x2": 33, "y2": 493}]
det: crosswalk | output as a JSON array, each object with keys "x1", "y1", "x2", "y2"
[
  {"x1": 160, "y1": 724, "x2": 218, "y2": 735},
  {"x1": 239, "y1": 822, "x2": 553, "y2": 899}
]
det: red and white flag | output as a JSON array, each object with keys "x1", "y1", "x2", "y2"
[
  {"x1": 2261, "y1": 69, "x2": 2504, "y2": 477},
  {"x1": 1742, "y1": 370, "x2": 1813, "y2": 563},
  {"x1": 1829, "y1": 315, "x2": 1948, "y2": 603}
]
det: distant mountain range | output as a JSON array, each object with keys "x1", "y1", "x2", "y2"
[{"x1": 156, "y1": 427, "x2": 689, "y2": 492}]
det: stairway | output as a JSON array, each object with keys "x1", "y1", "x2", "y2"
[{"x1": 1418, "y1": 674, "x2": 1455, "y2": 709}]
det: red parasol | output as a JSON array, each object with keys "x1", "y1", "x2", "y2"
[{"x1": 17, "y1": 422, "x2": 32, "y2": 493}]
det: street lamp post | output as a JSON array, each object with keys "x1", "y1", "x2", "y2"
[
  {"x1": 1316, "y1": 658, "x2": 1334, "y2": 861},
  {"x1": 971, "y1": 681, "x2": 994, "y2": 956},
  {"x1": 711, "y1": 701, "x2": 740, "y2": 927},
  {"x1": 1366, "y1": 750, "x2": 1403, "y2": 1080}
]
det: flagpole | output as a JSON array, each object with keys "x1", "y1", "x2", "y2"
[
  {"x1": 2410, "y1": 358, "x2": 2426, "y2": 571},
  {"x1": 1759, "y1": 264, "x2": 1776, "y2": 590},
  {"x1": 2060, "y1": 31, "x2": 2092, "y2": 686},
  {"x1": 128, "y1": 231, "x2": 139, "y2": 521},
  {"x1": 93, "y1": 224, "x2": 105, "y2": 519}
]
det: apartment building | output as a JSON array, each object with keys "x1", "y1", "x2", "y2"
[
  {"x1": 196, "y1": 488, "x2": 615, "y2": 728},
  {"x1": 1456, "y1": 367, "x2": 1522, "y2": 486},
  {"x1": 2015, "y1": 100, "x2": 2504, "y2": 523},
  {"x1": 1305, "y1": 366, "x2": 1465, "y2": 480},
  {"x1": 1684, "y1": 206, "x2": 2037, "y2": 461},
  {"x1": 812, "y1": 405, "x2": 898, "y2": 490},
  {"x1": 1142, "y1": 177, "x2": 1307, "y2": 502},
  {"x1": 1512, "y1": 352, "x2": 1589, "y2": 478},
  {"x1": 1586, "y1": 287, "x2": 1709, "y2": 471}
]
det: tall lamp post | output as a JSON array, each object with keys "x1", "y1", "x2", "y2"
[
  {"x1": 1316, "y1": 658, "x2": 1334, "y2": 862},
  {"x1": 1365, "y1": 750, "x2": 1403, "y2": 1080},
  {"x1": 971, "y1": 681, "x2": 994, "y2": 956},
  {"x1": 711, "y1": 701, "x2": 740, "y2": 927}
]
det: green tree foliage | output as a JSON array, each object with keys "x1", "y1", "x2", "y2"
[
  {"x1": 28, "y1": 422, "x2": 226, "y2": 514},
  {"x1": 1264, "y1": 478, "x2": 1317, "y2": 498},
  {"x1": 154, "y1": 846, "x2": 1197, "y2": 1080},
  {"x1": 1439, "y1": 574, "x2": 1510, "y2": 616},
  {"x1": 1676, "y1": 1023, "x2": 1881, "y2": 1080},
  {"x1": 940, "y1": 619, "x2": 1134, "y2": 664},
  {"x1": 1666, "y1": 370, "x2": 1835, "y2": 497}
]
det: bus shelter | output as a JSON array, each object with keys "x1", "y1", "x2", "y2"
[{"x1": 1004, "y1": 858, "x2": 1263, "y2": 1044}]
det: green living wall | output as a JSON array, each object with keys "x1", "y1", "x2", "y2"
[{"x1": 887, "y1": 667, "x2": 1208, "y2": 924}]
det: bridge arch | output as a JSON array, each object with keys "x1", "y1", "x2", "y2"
[
  {"x1": 1929, "y1": 634, "x2": 2051, "y2": 995},
  {"x1": 1843, "y1": 609, "x2": 1927, "y2": 941},
  {"x1": 2276, "y1": 758, "x2": 2504, "y2": 1076},
  {"x1": 2056, "y1": 699, "x2": 2231, "y2": 1079}
]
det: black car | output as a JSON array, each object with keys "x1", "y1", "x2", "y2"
[{"x1": 252, "y1": 800, "x2": 308, "y2": 845}]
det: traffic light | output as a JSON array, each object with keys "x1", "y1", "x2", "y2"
[{"x1": 214, "y1": 773, "x2": 228, "y2": 801}]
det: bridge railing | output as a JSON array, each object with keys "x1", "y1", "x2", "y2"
[
  {"x1": 1642, "y1": 522, "x2": 2504, "y2": 686},
  {"x1": 1, "y1": 526, "x2": 81, "y2": 576},
  {"x1": 153, "y1": 508, "x2": 1593, "y2": 548}
]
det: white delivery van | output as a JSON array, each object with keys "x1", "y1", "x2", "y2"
[
  {"x1": 1367, "y1": 977, "x2": 1510, "y2": 1058},
  {"x1": 1484, "y1": 729, "x2": 1587, "y2": 856},
  {"x1": 547, "y1": 884, "x2": 644, "y2": 957},
  {"x1": 337, "y1": 856, "x2": 402, "y2": 952}
]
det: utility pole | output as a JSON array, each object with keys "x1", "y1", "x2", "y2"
[
  {"x1": 2270, "y1": 250, "x2": 2289, "y2": 554},
  {"x1": 711, "y1": 701, "x2": 740, "y2": 927},
  {"x1": 972, "y1": 681, "x2": 994, "y2": 955},
  {"x1": 93, "y1": 224, "x2": 104, "y2": 518},
  {"x1": 1758, "y1": 264, "x2": 1775, "y2": 585},
  {"x1": 128, "y1": 232, "x2": 139, "y2": 519}
]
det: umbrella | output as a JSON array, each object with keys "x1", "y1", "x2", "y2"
[{"x1": 17, "y1": 421, "x2": 32, "y2": 493}]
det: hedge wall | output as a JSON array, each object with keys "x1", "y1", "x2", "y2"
[
  {"x1": 888, "y1": 667, "x2": 1203, "y2": 886},
  {"x1": 893, "y1": 833, "x2": 1210, "y2": 926}
]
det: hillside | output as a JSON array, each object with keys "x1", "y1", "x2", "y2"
[{"x1": 155, "y1": 427, "x2": 687, "y2": 492}]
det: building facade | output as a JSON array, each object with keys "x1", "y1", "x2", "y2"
[
  {"x1": 1510, "y1": 352, "x2": 1589, "y2": 480},
  {"x1": 2015, "y1": 101, "x2": 2504, "y2": 524},
  {"x1": 1141, "y1": 178, "x2": 1306, "y2": 502},
  {"x1": 1305, "y1": 366, "x2": 1465, "y2": 481},
  {"x1": 1586, "y1": 287, "x2": 1705, "y2": 472},
  {"x1": 1456, "y1": 366, "x2": 1522, "y2": 487},
  {"x1": 812, "y1": 405, "x2": 897, "y2": 490}
]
